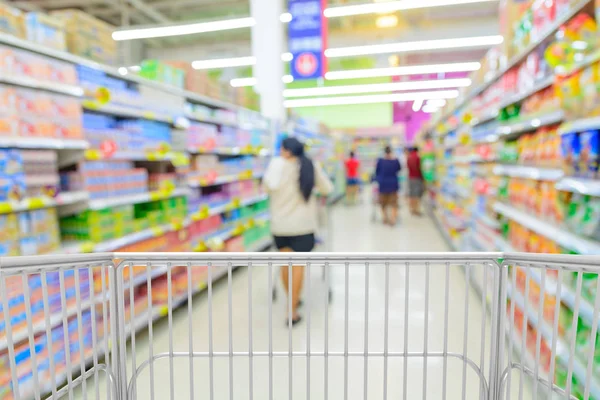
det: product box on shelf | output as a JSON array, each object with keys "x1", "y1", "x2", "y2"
[
  {"x1": 51, "y1": 9, "x2": 117, "y2": 65},
  {"x1": 0, "y1": 3, "x2": 25, "y2": 39},
  {"x1": 25, "y1": 12, "x2": 66, "y2": 52},
  {"x1": 139, "y1": 60, "x2": 185, "y2": 89}
]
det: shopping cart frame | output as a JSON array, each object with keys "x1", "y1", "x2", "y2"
[{"x1": 2, "y1": 252, "x2": 600, "y2": 400}]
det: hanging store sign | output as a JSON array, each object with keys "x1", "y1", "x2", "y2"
[{"x1": 288, "y1": 0, "x2": 327, "y2": 80}]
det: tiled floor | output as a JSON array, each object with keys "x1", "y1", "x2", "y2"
[{"x1": 75, "y1": 199, "x2": 533, "y2": 399}]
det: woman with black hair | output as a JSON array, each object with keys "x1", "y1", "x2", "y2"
[{"x1": 263, "y1": 137, "x2": 333, "y2": 325}]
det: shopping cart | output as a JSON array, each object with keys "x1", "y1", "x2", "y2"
[{"x1": 1, "y1": 252, "x2": 599, "y2": 399}]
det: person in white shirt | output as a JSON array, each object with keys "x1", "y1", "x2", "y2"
[{"x1": 263, "y1": 137, "x2": 333, "y2": 325}]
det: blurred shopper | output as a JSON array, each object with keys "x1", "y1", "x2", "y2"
[
  {"x1": 263, "y1": 137, "x2": 333, "y2": 325},
  {"x1": 406, "y1": 147, "x2": 425, "y2": 216},
  {"x1": 344, "y1": 151, "x2": 361, "y2": 205},
  {"x1": 375, "y1": 146, "x2": 401, "y2": 225}
]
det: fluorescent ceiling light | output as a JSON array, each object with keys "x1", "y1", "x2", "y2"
[
  {"x1": 422, "y1": 104, "x2": 441, "y2": 113},
  {"x1": 323, "y1": 0, "x2": 498, "y2": 18},
  {"x1": 412, "y1": 99, "x2": 423, "y2": 112},
  {"x1": 376, "y1": 15, "x2": 398, "y2": 28},
  {"x1": 283, "y1": 78, "x2": 471, "y2": 98},
  {"x1": 113, "y1": 17, "x2": 255, "y2": 41},
  {"x1": 280, "y1": 12, "x2": 293, "y2": 22},
  {"x1": 230, "y1": 75, "x2": 294, "y2": 87},
  {"x1": 192, "y1": 56, "x2": 256, "y2": 70},
  {"x1": 325, "y1": 35, "x2": 504, "y2": 58},
  {"x1": 230, "y1": 77, "x2": 257, "y2": 87},
  {"x1": 325, "y1": 61, "x2": 481, "y2": 80},
  {"x1": 426, "y1": 99, "x2": 446, "y2": 107},
  {"x1": 284, "y1": 89, "x2": 459, "y2": 108}
]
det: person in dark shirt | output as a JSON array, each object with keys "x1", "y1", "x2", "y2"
[
  {"x1": 406, "y1": 146, "x2": 425, "y2": 216},
  {"x1": 375, "y1": 146, "x2": 401, "y2": 225}
]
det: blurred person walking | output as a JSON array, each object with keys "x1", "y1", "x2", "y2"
[
  {"x1": 375, "y1": 145, "x2": 401, "y2": 226},
  {"x1": 344, "y1": 151, "x2": 361, "y2": 205},
  {"x1": 263, "y1": 137, "x2": 333, "y2": 325},
  {"x1": 406, "y1": 146, "x2": 425, "y2": 216}
]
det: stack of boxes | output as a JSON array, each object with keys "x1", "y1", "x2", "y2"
[
  {"x1": 60, "y1": 196, "x2": 187, "y2": 243},
  {"x1": 61, "y1": 161, "x2": 148, "y2": 200},
  {"x1": 139, "y1": 60, "x2": 185, "y2": 89},
  {"x1": 51, "y1": 10, "x2": 117, "y2": 65}
]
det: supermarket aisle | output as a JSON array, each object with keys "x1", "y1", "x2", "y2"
[{"x1": 75, "y1": 202, "x2": 528, "y2": 400}]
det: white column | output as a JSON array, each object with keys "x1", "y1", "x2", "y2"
[{"x1": 250, "y1": 0, "x2": 286, "y2": 122}]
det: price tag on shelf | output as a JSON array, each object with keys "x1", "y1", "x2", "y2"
[
  {"x1": 151, "y1": 226, "x2": 165, "y2": 237},
  {"x1": 142, "y1": 111, "x2": 157, "y2": 120},
  {"x1": 238, "y1": 170, "x2": 253, "y2": 180},
  {"x1": 232, "y1": 197, "x2": 241, "y2": 208},
  {"x1": 172, "y1": 153, "x2": 190, "y2": 167},
  {"x1": 159, "y1": 306, "x2": 169, "y2": 317},
  {"x1": 242, "y1": 144, "x2": 253, "y2": 154},
  {"x1": 26, "y1": 198, "x2": 46, "y2": 209},
  {"x1": 0, "y1": 202, "x2": 13, "y2": 214},
  {"x1": 194, "y1": 241, "x2": 208, "y2": 252},
  {"x1": 198, "y1": 281, "x2": 207, "y2": 290},
  {"x1": 199, "y1": 177, "x2": 209, "y2": 186},
  {"x1": 80, "y1": 242, "x2": 95, "y2": 253},
  {"x1": 232, "y1": 224, "x2": 244, "y2": 236},
  {"x1": 195, "y1": 205, "x2": 210, "y2": 220},
  {"x1": 85, "y1": 149, "x2": 102, "y2": 160},
  {"x1": 171, "y1": 218, "x2": 184, "y2": 231}
]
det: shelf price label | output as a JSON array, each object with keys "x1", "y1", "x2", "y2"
[
  {"x1": 194, "y1": 205, "x2": 210, "y2": 221},
  {"x1": 151, "y1": 226, "x2": 165, "y2": 237},
  {"x1": 232, "y1": 224, "x2": 245, "y2": 236},
  {"x1": 27, "y1": 198, "x2": 46, "y2": 209},
  {"x1": 207, "y1": 237, "x2": 225, "y2": 251},
  {"x1": 238, "y1": 170, "x2": 253, "y2": 180},
  {"x1": 80, "y1": 242, "x2": 95, "y2": 253},
  {"x1": 232, "y1": 197, "x2": 241, "y2": 208},
  {"x1": 85, "y1": 149, "x2": 102, "y2": 160},
  {"x1": 194, "y1": 241, "x2": 208, "y2": 252}
]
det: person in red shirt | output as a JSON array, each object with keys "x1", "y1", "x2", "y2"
[
  {"x1": 344, "y1": 151, "x2": 360, "y2": 204},
  {"x1": 406, "y1": 147, "x2": 425, "y2": 216}
]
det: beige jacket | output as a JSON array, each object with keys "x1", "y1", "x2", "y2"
[{"x1": 263, "y1": 157, "x2": 334, "y2": 236}]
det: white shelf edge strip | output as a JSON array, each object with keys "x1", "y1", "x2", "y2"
[
  {"x1": 0, "y1": 191, "x2": 89, "y2": 214},
  {"x1": 88, "y1": 188, "x2": 190, "y2": 210},
  {"x1": 0, "y1": 137, "x2": 88, "y2": 149},
  {"x1": 508, "y1": 285, "x2": 600, "y2": 399},
  {"x1": 493, "y1": 202, "x2": 600, "y2": 255},
  {"x1": 497, "y1": 76, "x2": 555, "y2": 110},
  {"x1": 492, "y1": 165, "x2": 565, "y2": 181},
  {"x1": 188, "y1": 172, "x2": 264, "y2": 187},
  {"x1": 192, "y1": 194, "x2": 268, "y2": 219},
  {"x1": 555, "y1": 177, "x2": 600, "y2": 196},
  {"x1": 0, "y1": 75, "x2": 84, "y2": 97},
  {"x1": 559, "y1": 115, "x2": 600, "y2": 135}
]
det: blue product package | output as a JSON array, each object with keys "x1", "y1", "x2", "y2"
[
  {"x1": 580, "y1": 130, "x2": 600, "y2": 178},
  {"x1": 561, "y1": 132, "x2": 581, "y2": 176}
]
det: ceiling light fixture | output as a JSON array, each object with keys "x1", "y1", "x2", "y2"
[
  {"x1": 230, "y1": 77, "x2": 258, "y2": 87},
  {"x1": 376, "y1": 15, "x2": 398, "y2": 28},
  {"x1": 426, "y1": 99, "x2": 447, "y2": 107},
  {"x1": 113, "y1": 17, "x2": 255, "y2": 41},
  {"x1": 283, "y1": 78, "x2": 471, "y2": 98},
  {"x1": 280, "y1": 12, "x2": 293, "y2": 22},
  {"x1": 422, "y1": 104, "x2": 441, "y2": 113},
  {"x1": 230, "y1": 75, "x2": 295, "y2": 87},
  {"x1": 324, "y1": 35, "x2": 504, "y2": 58},
  {"x1": 412, "y1": 99, "x2": 423, "y2": 112},
  {"x1": 284, "y1": 90, "x2": 459, "y2": 108},
  {"x1": 325, "y1": 61, "x2": 481, "y2": 80},
  {"x1": 192, "y1": 56, "x2": 256, "y2": 70},
  {"x1": 323, "y1": 0, "x2": 498, "y2": 18}
]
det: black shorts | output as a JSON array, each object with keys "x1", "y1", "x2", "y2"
[{"x1": 273, "y1": 233, "x2": 315, "y2": 252}]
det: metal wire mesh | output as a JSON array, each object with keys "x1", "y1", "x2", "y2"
[{"x1": 1, "y1": 252, "x2": 599, "y2": 399}]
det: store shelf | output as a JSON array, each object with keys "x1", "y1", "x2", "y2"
[
  {"x1": 0, "y1": 75, "x2": 84, "y2": 97},
  {"x1": 555, "y1": 177, "x2": 600, "y2": 196},
  {"x1": 429, "y1": 207, "x2": 458, "y2": 251},
  {"x1": 497, "y1": 76, "x2": 555, "y2": 110},
  {"x1": 559, "y1": 115, "x2": 600, "y2": 135},
  {"x1": 184, "y1": 113, "x2": 238, "y2": 127},
  {"x1": 0, "y1": 137, "x2": 88, "y2": 150},
  {"x1": 190, "y1": 193, "x2": 268, "y2": 221},
  {"x1": 525, "y1": 267, "x2": 600, "y2": 336},
  {"x1": 433, "y1": 0, "x2": 591, "y2": 126},
  {"x1": 508, "y1": 285, "x2": 600, "y2": 399},
  {"x1": 495, "y1": 110, "x2": 565, "y2": 139},
  {"x1": 493, "y1": 165, "x2": 564, "y2": 181},
  {"x1": 188, "y1": 171, "x2": 264, "y2": 188},
  {"x1": 88, "y1": 188, "x2": 189, "y2": 210},
  {"x1": 82, "y1": 101, "x2": 174, "y2": 123},
  {"x1": 0, "y1": 191, "x2": 88, "y2": 215},
  {"x1": 188, "y1": 146, "x2": 270, "y2": 157},
  {"x1": 493, "y1": 202, "x2": 600, "y2": 254},
  {"x1": 84, "y1": 149, "x2": 190, "y2": 163}
]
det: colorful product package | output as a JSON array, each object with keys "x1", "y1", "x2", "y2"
[
  {"x1": 579, "y1": 130, "x2": 600, "y2": 178},
  {"x1": 561, "y1": 132, "x2": 581, "y2": 176}
]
